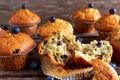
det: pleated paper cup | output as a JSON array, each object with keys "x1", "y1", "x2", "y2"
[
  {"x1": 40, "y1": 55, "x2": 94, "y2": 80},
  {"x1": 0, "y1": 43, "x2": 36, "y2": 71},
  {"x1": 74, "y1": 21, "x2": 95, "y2": 33},
  {"x1": 0, "y1": 54, "x2": 28, "y2": 71},
  {"x1": 112, "y1": 48, "x2": 120, "y2": 65},
  {"x1": 97, "y1": 30, "x2": 110, "y2": 40}
]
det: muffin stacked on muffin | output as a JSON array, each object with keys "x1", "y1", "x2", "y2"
[
  {"x1": 72, "y1": 3, "x2": 101, "y2": 33},
  {"x1": 9, "y1": 4, "x2": 41, "y2": 36},
  {"x1": 106, "y1": 27, "x2": 120, "y2": 65},
  {"x1": 38, "y1": 32, "x2": 113, "y2": 79},
  {"x1": 95, "y1": 8, "x2": 120, "y2": 40},
  {"x1": 0, "y1": 26, "x2": 35, "y2": 70},
  {"x1": 37, "y1": 16, "x2": 73, "y2": 40}
]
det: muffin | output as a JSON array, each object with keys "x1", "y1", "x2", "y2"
[
  {"x1": 95, "y1": 8, "x2": 120, "y2": 40},
  {"x1": 72, "y1": 3, "x2": 101, "y2": 33},
  {"x1": 36, "y1": 16, "x2": 73, "y2": 40},
  {"x1": 38, "y1": 32, "x2": 113, "y2": 79},
  {"x1": 92, "y1": 59, "x2": 119, "y2": 80},
  {"x1": 9, "y1": 4, "x2": 41, "y2": 36},
  {"x1": 106, "y1": 27, "x2": 120, "y2": 65},
  {"x1": 0, "y1": 26, "x2": 35, "y2": 70}
]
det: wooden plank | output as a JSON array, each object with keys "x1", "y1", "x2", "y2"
[
  {"x1": 0, "y1": 69, "x2": 46, "y2": 78},
  {"x1": 116, "y1": 67, "x2": 120, "y2": 75},
  {"x1": 75, "y1": 30, "x2": 99, "y2": 38},
  {"x1": 0, "y1": 78, "x2": 46, "y2": 80}
]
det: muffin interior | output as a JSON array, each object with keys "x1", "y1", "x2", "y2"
[{"x1": 38, "y1": 33, "x2": 113, "y2": 67}]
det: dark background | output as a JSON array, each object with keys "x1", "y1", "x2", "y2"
[{"x1": 0, "y1": 0, "x2": 120, "y2": 25}]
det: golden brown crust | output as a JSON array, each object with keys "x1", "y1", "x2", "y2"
[
  {"x1": 72, "y1": 7, "x2": 101, "y2": 22},
  {"x1": 95, "y1": 14, "x2": 120, "y2": 32},
  {"x1": 10, "y1": 9, "x2": 41, "y2": 26},
  {"x1": 92, "y1": 59, "x2": 119, "y2": 80},
  {"x1": 0, "y1": 30, "x2": 35, "y2": 56},
  {"x1": 74, "y1": 51, "x2": 92, "y2": 66},
  {"x1": 36, "y1": 18, "x2": 73, "y2": 39}
]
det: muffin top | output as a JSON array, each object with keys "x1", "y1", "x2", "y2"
[
  {"x1": 95, "y1": 9, "x2": 120, "y2": 32},
  {"x1": 0, "y1": 27, "x2": 35, "y2": 56},
  {"x1": 9, "y1": 4, "x2": 41, "y2": 26},
  {"x1": 106, "y1": 27, "x2": 120, "y2": 50},
  {"x1": 72, "y1": 3, "x2": 101, "y2": 22},
  {"x1": 37, "y1": 17, "x2": 73, "y2": 39}
]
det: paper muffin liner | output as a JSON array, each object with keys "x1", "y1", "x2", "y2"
[
  {"x1": 9, "y1": 23, "x2": 38, "y2": 37},
  {"x1": 0, "y1": 54, "x2": 28, "y2": 71},
  {"x1": 40, "y1": 55, "x2": 94, "y2": 80},
  {"x1": 97, "y1": 30, "x2": 110, "y2": 40},
  {"x1": 0, "y1": 43, "x2": 36, "y2": 71},
  {"x1": 74, "y1": 21, "x2": 95, "y2": 33},
  {"x1": 112, "y1": 48, "x2": 120, "y2": 65},
  {"x1": 20, "y1": 24, "x2": 37, "y2": 37}
]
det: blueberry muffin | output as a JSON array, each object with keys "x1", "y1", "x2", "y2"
[
  {"x1": 72, "y1": 3, "x2": 101, "y2": 33},
  {"x1": 9, "y1": 4, "x2": 41, "y2": 36},
  {"x1": 95, "y1": 8, "x2": 120, "y2": 40},
  {"x1": 38, "y1": 32, "x2": 113, "y2": 79},
  {"x1": 106, "y1": 27, "x2": 120, "y2": 64},
  {"x1": 92, "y1": 59, "x2": 119, "y2": 80},
  {"x1": 37, "y1": 16, "x2": 73, "y2": 40},
  {"x1": 0, "y1": 26, "x2": 35, "y2": 70}
]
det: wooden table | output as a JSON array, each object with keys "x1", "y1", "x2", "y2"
[
  {"x1": 0, "y1": 0, "x2": 120, "y2": 79},
  {"x1": 0, "y1": 31, "x2": 119, "y2": 80}
]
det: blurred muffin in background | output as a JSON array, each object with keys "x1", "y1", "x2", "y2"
[
  {"x1": 106, "y1": 27, "x2": 120, "y2": 65},
  {"x1": 95, "y1": 8, "x2": 120, "y2": 40},
  {"x1": 9, "y1": 4, "x2": 41, "y2": 36},
  {"x1": 37, "y1": 16, "x2": 73, "y2": 40},
  {"x1": 72, "y1": 3, "x2": 101, "y2": 33}
]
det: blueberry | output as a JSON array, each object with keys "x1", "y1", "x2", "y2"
[
  {"x1": 49, "y1": 16, "x2": 56, "y2": 22},
  {"x1": 10, "y1": 26, "x2": 20, "y2": 34},
  {"x1": 61, "y1": 55, "x2": 68, "y2": 59},
  {"x1": 110, "y1": 62, "x2": 117, "y2": 69},
  {"x1": 88, "y1": 3, "x2": 94, "y2": 8},
  {"x1": 13, "y1": 49, "x2": 20, "y2": 54},
  {"x1": 29, "y1": 61, "x2": 38, "y2": 70},
  {"x1": 47, "y1": 75, "x2": 54, "y2": 80},
  {"x1": 21, "y1": 4, "x2": 27, "y2": 9},
  {"x1": 57, "y1": 41, "x2": 63, "y2": 46},
  {"x1": 96, "y1": 41, "x2": 102, "y2": 47},
  {"x1": 109, "y1": 8, "x2": 117, "y2": 14},
  {"x1": 43, "y1": 40, "x2": 48, "y2": 45},
  {"x1": 78, "y1": 38, "x2": 83, "y2": 43},
  {"x1": 1, "y1": 25, "x2": 9, "y2": 30}
]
